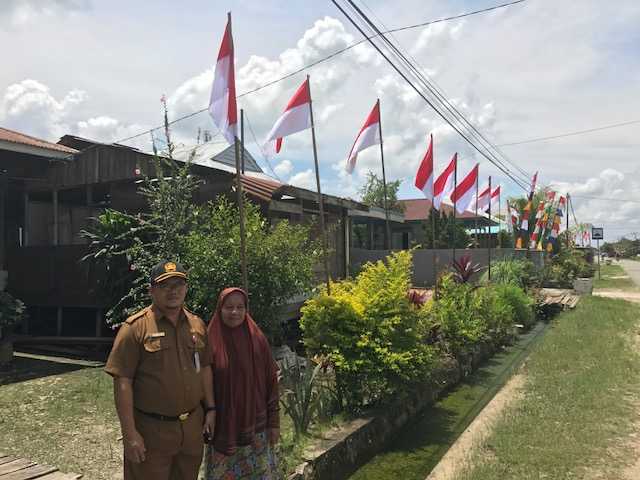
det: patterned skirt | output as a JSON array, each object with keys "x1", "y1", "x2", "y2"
[{"x1": 204, "y1": 431, "x2": 280, "y2": 480}]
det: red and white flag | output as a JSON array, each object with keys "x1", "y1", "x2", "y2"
[
  {"x1": 264, "y1": 78, "x2": 312, "y2": 154},
  {"x1": 489, "y1": 185, "x2": 500, "y2": 213},
  {"x1": 414, "y1": 134, "x2": 434, "y2": 199},
  {"x1": 433, "y1": 153, "x2": 457, "y2": 210},
  {"x1": 208, "y1": 14, "x2": 238, "y2": 146},
  {"x1": 451, "y1": 163, "x2": 479, "y2": 215},
  {"x1": 472, "y1": 184, "x2": 491, "y2": 212},
  {"x1": 346, "y1": 101, "x2": 381, "y2": 173}
]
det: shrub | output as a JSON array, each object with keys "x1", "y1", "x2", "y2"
[
  {"x1": 0, "y1": 291, "x2": 26, "y2": 340},
  {"x1": 423, "y1": 274, "x2": 488, "y2": 356},
  {"x1": 541, "y1": 249, "x2": 595, "y2": 288},
  {"x1": 483, "y1": 258, "x2": 537, "y2": 289},
  {"x1": 300, "y1": 251, "x2": 437, "y2": 413},
  {"x1": 493, "y1": 284, "x2": 535, "y2": 329}
]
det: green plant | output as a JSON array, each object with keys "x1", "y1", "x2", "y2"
[
  {"x1": 280, "y1": 358, "x2": 336, "y2": 437},
  {"x1": 359, "y1": 171, "x2": 405, "y2": 213},
  {"x1": 0, "y1": 291, "x2": 26, "y2": 339},
  {"x1": 483, "y1": 258, "x2": 538, "y2": 289},
  {"x1": 300, "y1": 250, "x2": 437, "y2": 412},
  {"x1": 82, "y1": 146, "x2": 319, "y2": 340},
  {"x1": 493, "y1": 284, "x2": 535, "y2": 329}
]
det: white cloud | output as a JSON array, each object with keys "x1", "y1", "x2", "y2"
[
  {"x1": 0, "y1": 79, "x2": 87, "y2": 139},
  {"x1": 274, "y1": 159, "x2": 293, "y2": 178},
  {"x1": 289, "y1": 169, "x2": 316, "y2": 190},
  {"x1": 1, "y1": 0, "x2": 90, "y2": 27},
  {"x1": 549, "y1": 168, "x2": 640, "y2": 241}
]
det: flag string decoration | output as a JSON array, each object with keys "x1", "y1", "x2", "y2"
[{"x1": 546, "y1": 196, "x2": 566, "y2": 253}]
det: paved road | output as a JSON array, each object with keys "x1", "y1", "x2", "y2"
[{"x1": 619, "y1": 260, "x2": 640, "y2": 287}]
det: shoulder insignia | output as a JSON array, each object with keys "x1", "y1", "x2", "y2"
[{"x1": 125, "y1": 307, "x2": 150, "y2": 325}]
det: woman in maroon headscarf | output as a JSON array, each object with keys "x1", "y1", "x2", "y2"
[{"x1": 204, "y1": 287, "x2": 280, "y2": 480}]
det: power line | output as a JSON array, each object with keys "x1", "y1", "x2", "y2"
[
  {"x1": 243, "y1": 111, "x2": 283, "y2": 182},
  {"x1": 334, "y1": 0, "x2": 530, "y2": 192},
  {"x1": 107, "y1": 0, "x2": 529, "y2": 148},
  {"x1": 498, "y1": 119, "x2": 640, "y2": 147},
  {"x1": 570, "y1": 194, "x2": 640, "y2": 205},
  {"x1": 357, "y1": 0, "x2": 532, "y2": 187}
]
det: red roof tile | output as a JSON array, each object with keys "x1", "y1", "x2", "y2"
[
  {"x1": 400, "y1": 198, "x2": 479, "y2": 221},
  {"x1": 0, "y1": 127, "x2": 78, "y2": 154}
]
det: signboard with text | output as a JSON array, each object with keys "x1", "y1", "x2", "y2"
[{"x1": 592, "y1": 227, "x2": 604, "y2": 240}]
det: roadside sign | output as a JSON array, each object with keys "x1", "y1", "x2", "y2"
[{"x1": 592, "y1": 227, "x2": 604, "y2": 240}]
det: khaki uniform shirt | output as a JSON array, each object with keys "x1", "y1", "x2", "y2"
[{"x1": 105, "y1": 306, "x2": 212, "y2": 416}]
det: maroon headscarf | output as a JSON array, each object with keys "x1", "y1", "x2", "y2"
[{"x1": 207, "y1": 288, "x2": 279, "y2": 455}]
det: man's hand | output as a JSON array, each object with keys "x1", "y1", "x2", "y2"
[
  {"x1": 123, "y1": 429, "x2": 146, "y2": 463},
  {"x1": 203, "y1": 411, "x2": 216, "y2": 442},
  {"x1": 267, "y1": 427, "x2": 280, "y2": 446}
]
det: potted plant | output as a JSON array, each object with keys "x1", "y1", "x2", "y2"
[{"x1": 0, "y1": 291, "x2": 26, "y2": 364}]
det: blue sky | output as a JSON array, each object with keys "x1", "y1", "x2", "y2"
[{"x1": 1, "y1": 0, "x2": 640, "y2": 240}]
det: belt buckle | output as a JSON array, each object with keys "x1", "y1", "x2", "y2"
[{"x1": 178, "y1": 412, "x2": 189, "y2": 421}]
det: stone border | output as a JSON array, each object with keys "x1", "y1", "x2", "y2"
[{"x1": 288, "y1": 340, "x2": 498, "y2": 480}]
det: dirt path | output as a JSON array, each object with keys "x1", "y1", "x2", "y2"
[
  {"x1": 597, "y1": 260, "x2": 640, "y2": 480},
  {"x1": 425, "y1": 374, "x2": 525, "y2": 480}
]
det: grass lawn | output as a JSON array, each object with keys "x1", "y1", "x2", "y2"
[
  {"x1": 0, "y1": 355, "x2": 311, "y2": 479},
  {"x1": 593, "y1": 263, "x2": 638, "y2": 291},
  {"x1": 459, "y1": 296, "x2": 640, "y2": 479}
]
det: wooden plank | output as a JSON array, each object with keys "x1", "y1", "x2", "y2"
[
  {"x1": 33, "y1": 473, "x2": 81, "y2": 480},
  {"x1": 0, "y1": 457, "x2": 16, "y2": 466},
  {"x1": 2, "y1": 464, "x2": 57, "y2": 480},
  {"x1": 0, "y1": 459, "x2": 35, "y2": 475}
]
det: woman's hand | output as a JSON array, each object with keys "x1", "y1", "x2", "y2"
[
  {"x1": 268, "y1": 427, "x2": 280, "y2": 446},
  {"x1": 203, "y1": 411, "x2": 216, "y2": 442}
]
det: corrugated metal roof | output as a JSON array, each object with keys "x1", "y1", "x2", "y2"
[
  {"x1": 172, "y1": 141, "x2": 263, "y2": 173},
  {"x1": 240, "y1": 175, "x2": 283, "y2": 202},
  {"x1": 0, "y1": 127, "x2": 78, "y2": 154}
]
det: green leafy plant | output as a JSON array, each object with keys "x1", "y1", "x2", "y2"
[
  {"x1": 483, "y1": 258, "x2": 538, "y2": 289},
  {"x1": 300, "y1": 250, "x2": 437, "y2": 412},
  {"x1": 0, "y1": 291, "x2": 26, "y2": 340},
  {"x1": 280, "y1": 357, "x2": 336, "y2": 437}
]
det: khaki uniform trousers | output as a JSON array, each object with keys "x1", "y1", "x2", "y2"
[{"x1": 124, "y1": 407, "x2": 204, "y2": 480}]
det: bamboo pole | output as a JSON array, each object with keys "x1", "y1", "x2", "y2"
[
  {"x1": 452, "y1": 159, "x2": 457, "y2": 262},
  {"x1": 377, "y1": 99, "x2": 392, "y2": 251},
  {"x1": 488, "y1": 176, "x2": 492, "y2": 280},
  {"x1": 235, "y1": 110, "x2": 249, "y2": 294},
  {"x1": 307, "y1": 75, "x2": 332, "y2": 294}
]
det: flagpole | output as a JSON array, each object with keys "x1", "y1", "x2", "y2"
[
  {"x1": 488, "y1": 176, "x2": 492, "y2": 280},
  {"x1": 307, "y1": 75, "x2": 332, "y2": 294},
  {"x1": 241, "y1": 109, "x2": 245, "y2": 174},
  {"x1": 377, "y1": 99, "x2": 392, "y2": 250},
  {"x1": 566, "y1": 193, "x2": 570, "y2": 249},
  {"x1": 498, "y1": 191, "x2": 502, "y2": 249},
  {"x1": 234, "y1": 111, "x2": 249, "y2": 295},
  {"x1": 432, "y1": 206, "x2": 437, "y2": 292},
  {"x1": 474, "y1": 174, "x2": 479, "y2": 249},
  {"x1": 452, "y1": 159, "x2": 457, "y2": 262}
]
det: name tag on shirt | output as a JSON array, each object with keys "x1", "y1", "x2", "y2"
[{"x1": 149, "y1": 332, "x2": 166, "y2": 338}]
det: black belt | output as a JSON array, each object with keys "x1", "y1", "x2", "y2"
[{"x1": 135, "y1": 406, "x2": 198, "y2": 422}]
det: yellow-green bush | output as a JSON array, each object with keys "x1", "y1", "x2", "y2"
[{"x1": 300, "y1": 251, "x2": 436, "y2": 412}]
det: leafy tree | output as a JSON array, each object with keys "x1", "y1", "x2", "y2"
[
  {"x1": 82, "y1": 143, "x2": 320, "y2": 341},
  {"x1": 359, "y1": 172, "x2": 404, "y2": 213},
  {"x1": 422, "y1": 208, "x2": 470, "y2": 248}
]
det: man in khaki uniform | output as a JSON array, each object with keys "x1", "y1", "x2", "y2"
[{"x1": 106, "y1": 260, "x2": 216, "y2": 480}]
